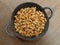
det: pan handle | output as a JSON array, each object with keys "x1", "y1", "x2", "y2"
[
  {"x1": 44, "y1": 7, "x2": 53, "y2": 19},
  {"x1": 5, "y1": 21, "x2": 15, "y2": 37}
]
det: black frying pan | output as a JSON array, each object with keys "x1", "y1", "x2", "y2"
[{"x1": 5, "y1": 2, "x2": 53, "y2": 41}]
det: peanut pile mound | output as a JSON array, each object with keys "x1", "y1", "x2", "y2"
[{"x1": 14, "y1": 7, "x2": 47, "y2": 37}]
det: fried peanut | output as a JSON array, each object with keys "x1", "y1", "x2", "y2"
[{"x1": 14, "y1": 7, "x2": 47, "y2": 37}]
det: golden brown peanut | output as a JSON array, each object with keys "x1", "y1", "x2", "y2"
[
  {"x1": 14, "y1": 7, "x2": 47, "y2": 37},
  {"x1": 17, "y1": 11, "x2": 20, "y2": 15}
]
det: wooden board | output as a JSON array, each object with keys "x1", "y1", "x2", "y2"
[{"x1": 0, "y1": 0, "x2": 60, "y2": 45}]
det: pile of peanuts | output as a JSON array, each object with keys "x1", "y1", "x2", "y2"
[{"x1": 14, "y1": 7, "x2": 47, "y2": 37}]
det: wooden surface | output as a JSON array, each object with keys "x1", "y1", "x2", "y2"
[{"x1": 0, "y1": 0, "x2": 60, "y2": 45}]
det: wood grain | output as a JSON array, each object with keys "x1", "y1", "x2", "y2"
[{"x1": 0, "y1": 0, "x2": 60, "y2": 45}]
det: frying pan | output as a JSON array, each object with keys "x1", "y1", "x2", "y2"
[{"x1": 5, "y1": 2, "x2": 53, "y2": 41}]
